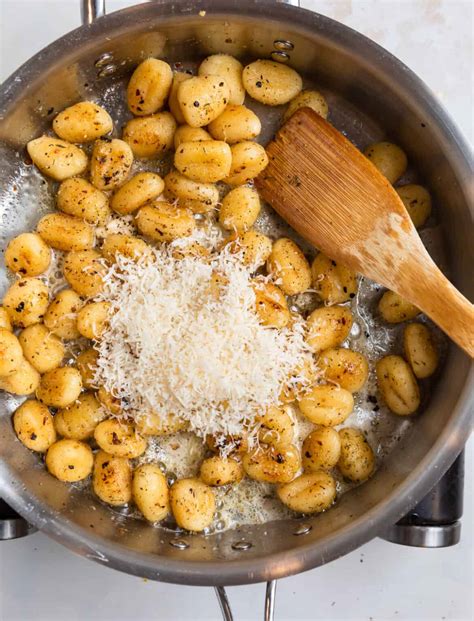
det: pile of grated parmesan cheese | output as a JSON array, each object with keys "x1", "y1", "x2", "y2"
[{"x1": 93, "y1": 244, "x2": 314, "y2": 441}]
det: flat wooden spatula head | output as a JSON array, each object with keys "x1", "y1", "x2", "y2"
[{"x1": 255, "y1": 107, "x2": 474, "y2": 357}]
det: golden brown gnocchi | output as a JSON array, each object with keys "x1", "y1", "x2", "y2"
[
  {"x1": 63, "y1": 250, "x2": 106, "y2": 297},
  {"x1": 5, "y1": 233, "x2": 51, "y2": 277},
  {"x1": 302, "y1": 428, "x2": 341, "y2": 472},
  {"x1": 219, "y1": 186, "x2": 261, "y2": 232},
  {"x1": 57, "y1": 178, "x2": 111, "y2": 226},
  {"x1": 231, "y1": 229, "x2": 273, "y2": 268},
  {"x1": 257, "y1": 406, "x2": 294, "y2": 446},
  {"x1": 13, "y1": 400, "x2": 56, "y2": 452},
  {"x1": 311, "y1": 253, "x2": 357, "y2": 304},
  {"x1": 127, "y1": 58, "x2": 173, "y2": 116},
  {"x1": 298, "y1": 384, "x2": 354, "y2": 427},
  {"x1": 319, "y1": 347, "x2": 369, "y2": 393},
  {"x1": 2, "y1": 278, "x2": 49, "y2": 328},
  {"x1": 93, "y1": 450, "x2": 132, "y2": 505},
  {"x1": 277, "y1": 471, "x2": 336, "y2": 513},
  {"x1": 174, "y1": 140, "x2": 232, "y2": 183},
  {"x1": 283, "y1": 90, "x2": 328, "y2": 122},
  {"x1": 43, "y1": 289, "x2": 83, "y2": 340},
  {"x1": 173, "y1": 124, "x2": 212, "y2": 149},
  {"x1": 403, "y1": 322, "x2": 439, "y2": 379},
  {"x1": 337, "y1": 428, "x2": 375, "y2": 482},
  {"x1": 122, "y1": 112, "x2": 176, "y2": 158},
  {"x1": 243, "y1": 444, "x2": 300, "y2": 483},
  {"x1": 94, "y1": 419, "x2": 147, "y2": 458},
  {"x1": 110, "y1": 172, "x2": 165, "y2": 216},
  {"x1": 170, "y1": 478, "x2": 216, "y2": 531},
  {"x1": 364, "y1": 141, "x2": 407, "y2": 184},
  {"x1": 242, "y1": 60, "x2": 302, "y2": 105},
  {"x1": 90, "y1": 139, "x2": 133, "y2": 191},
  {"x1": 37, "y1": 213, "x2": 94, "y2": 252},
  {"x1": 267, "y1": 238, "x2": 311, "y2": 296},
  {"x1": 198, "y1": 54, "x2": 245, "y2": 105},
  {"x1": 53, "y1": 101, "x2": 113, "y2": 143},
  {"x1": 253, "y1": 280, "x2": 291, "y2": 329},
  {"x1": 396, "y1": 184, "x2": 432, "y2": 229},
  {"x1": 168, "y1": 72, "x2": 192, "y2": 124},
  {"x1": 306, "y1": 305, "x2": 353, "y2": 353},
  {"x1": 0, "y1": 328, "x2": 23, "y2": 376},
  {"x1": 223, "y1": 141, "x2": 269, "y2": 186},
  {"x1": 0, "y1": 307, "x2": 12, "y2": 331},
  {"x1": 133, "y1": 464, "x2": 169, "y2": 522},
  {"x1": 378, "y1": 290, "x2": 420, "y2": 323},
  {"x1": 177, "y1": 75, "x2": 230, "y2": 127},
  {"x1": 36, "y1": 366, "x2": 83, "y2": 408},
  {"x1": 0, "y1": 357, "x2": 40, "y2": 395},
  {"x1": 136, "y1": 203, "x2": 195, "y2": 242},
  {"x1": 27, "y1": 136, "x2": 88, "y2": 181},
  {"x1": 76, "y1": 301, "x2": 110, "y2": 340},
  {"x1": 18, "y1": 323, "x2": 65, "y2": 373},
  {"x1": 75, "y1": 348, "x2": 98, "y2": 389},
  {"x1": 208, "y1": 105, "x2": 261, "y2": 144},
  {"x1": 164, "y1": 170, "x2": 219, "y2": 214},
  {"x1": 101, "y1": 234, "x2": 149, "y2": 262},
  {"x1": 376, "y1": 355, "x2": 420, "y2": 415},
  {"x1": 199, "y1": 456, "x2": 244, "y2": 486},
  {"x1": 46, "y1": 439, "x2": 94, "y2": 482},
  {"x1": 54, "y1": 392, "x2": 106, "y2": 440}
]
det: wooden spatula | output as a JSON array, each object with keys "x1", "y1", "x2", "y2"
[{"x1": 255, "y1": 107, "x2": 474, "y2": 357}]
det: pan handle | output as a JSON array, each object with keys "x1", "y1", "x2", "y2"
[
  {"x1": 80, "y1": 0, "x2": 300, "y2": 26},
  {"x1": 215, "y1": 580, "x2": 277, "y2": 621}
]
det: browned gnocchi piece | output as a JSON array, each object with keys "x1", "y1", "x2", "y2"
[
  {"x1": 90, "y1": 139, "x2": 133, "y2": 191},
  {"x1": 396, "y1": 184, "x2": 432, "y2": 229},
  {"x1": 18, "y1": 323, "x2": 65, "y2": 373},
  {"x1": 230, "y1": 229, "x2": 273, "y2": 268},
  {"x1": 223, "y1": 141, "x2": 269, "y2": 186},
  {"x1": 376, "y1": 355, "x2": 420, "y2": 415},
  {"x1": 2, "y1": 278, "x2": 49, "y2": 328},
  {"x1": 253, "y1": 280, "x2": 291, "y2": 329},
  {"x1": 27, "y1": 136, "x2": 88, "y2": 181},
  {"x1": 37, "y1": 213, "x2": 94, "y2": 252},
  {"x1": 5, "y1": 233, "x2": 51, "y2": 277},
  {"x1": 378, "y1": 290, "x2": 420, "y2": 323},
  {"x1": 136, "y1": 203, "x2": 195, "y2": 242},
  {"x1": 13, "y1": 400, "x2": 56, "y2": 452},
  {"x1": 403, "y1": 322, "x2": 439, "y2": 379},
  {"x1": 302, "y1": 428, "x2": 341, "y2": 472},
  {"x1": 127, "y1": 58, "x2": 173, "y2": 116},
  {"x1": 242, "y1": 60, "x2": 302, "y2": 105},
  {"x1": 198, "y1": 54, "x2": 245, "y2": 105},
  {"x1": 76, "y1": 301, "x2": 110, "y2": 340},
  {"x1": 174, "y1": 140, "x2": 232, "y2": 183},
  {"x1": 93, "y1": 450, "x2": 132, "y2": 505},
  {"x1": 243, "y1": 444, "x2": 300, "y2": 483},
  {"x1": 267, "y1": 238, "x2": 311, "y2": 296},
  {"x1": 57, "y1": 178, "x2": 111, "y2": 226},
  {"x1": 43, "y1": 289, "x2": 83, "y2": 340},
  {"x1": 337, "y1": 428, "x2": 375, "y2": 482},
  {"x1": 283, "y1": 90, "x2": 328, "y2": 122},
  {"x1": 54, "y1": 392, "x2": 106, "y2": 440},
  {"x1": 94, "y1": 419, "x2": 147, "y2": 458},
  {"x1": 319, "y1": 347, "x2": 369, "y2": 393},
  {"x1": 133, "y1": 463, "x2": 169, "y2": 522},
  {"x1": 0, "y1": 328, "x2": 23, "y2": 376},
  {"x1": 63, "y1": 250, "x2": 106, "y2": 297},
  {"x1": 75, "y1": 348, "x2": 98, "y2": 389},
  {"x1": 306, "y1": 306, "x2": 353, "y2": 353},
  {"x1": 364, "y1": 141, "x2": 407, "y2": 184},
  {"x1": 311, "y1": 254, "x2": 357, "y2": 304},
  {"x1": 46, "y1": 438, "x2": 94, "y2": 482},
  {"x1": 219, "y1": 186, "x2": 261, "y2": 232},
  {"x1": 101, "y1": 234, "x2": 150, "y2": 262},
  {"x1": 122, "y1": 112, "x2": 176, "y2": 158},
  {"x1": 257, "y1": 406, "x2": 294, "y2": 446},
  {"x1": 208, "y1": 105, "x2": 261, "y2": 144},
  {"x1": 36, "y1": 366, "x2": 83, "y2": 408},
  {"x1": 53, "y1": 101, "x2": 113, "y2": 143},
  {"x1": 199, "y1": 456, "x2": 244, "y2": 486},
  {"x1": 0, "y1": 357, "x2": 40, "y2": 395},
  {"x1": 168, "y1": 72, "x2": 192, "y2": 124},
  {"x1": 277, "y1": 471, "x2": 336, "y2": 513},
  {"x1": 170, "y1": 478, "x2": 215, "y2": 531},
  {"x1": 177, "y1": 75, "x2": 230, "y2": 127},
  {"x1": 164, "y1": 170, "x2": 219, "y2": 214},
  {"x1": 298, "y1": 384, "x2": 354, "y2": 427}
]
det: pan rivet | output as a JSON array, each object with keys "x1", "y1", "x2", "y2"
[
  {"x1": 98, "y1": 64, "x2": 118, "y2": 78},
  {"x1": 170, "y1": 539, "x2": 189, "y2": 549},
  {"x1": 293, "y1": 524, "x2": 312, "y2": 536},
  {"x1": 95, "y1": 52, "x2": 114, "y2": 68},
  {"x1": 273, "y1": 39, "x2": 294, "y2": 51},
  {"x1": 270, "y1": 51, "x2": 290, "y2": 63},
  {"x1": 231, "y1": 540, "x2": 252, "y2": 551}
]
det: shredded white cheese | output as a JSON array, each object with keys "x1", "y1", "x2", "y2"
[{"x1": 93, "y1": 245, "x2": 314, "y2": 440}]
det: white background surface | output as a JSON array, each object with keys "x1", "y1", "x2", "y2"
[{"x1": 0, "y1": 1, "x2": 472, "y2": 620}]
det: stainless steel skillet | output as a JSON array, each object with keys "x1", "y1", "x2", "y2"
[{"x1": 0, "y1": 0, "x2": 472, "y2": 618}]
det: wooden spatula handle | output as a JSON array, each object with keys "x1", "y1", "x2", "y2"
[{"x1": 400, "y1": 259, "x2": 474, "y2": 358}]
